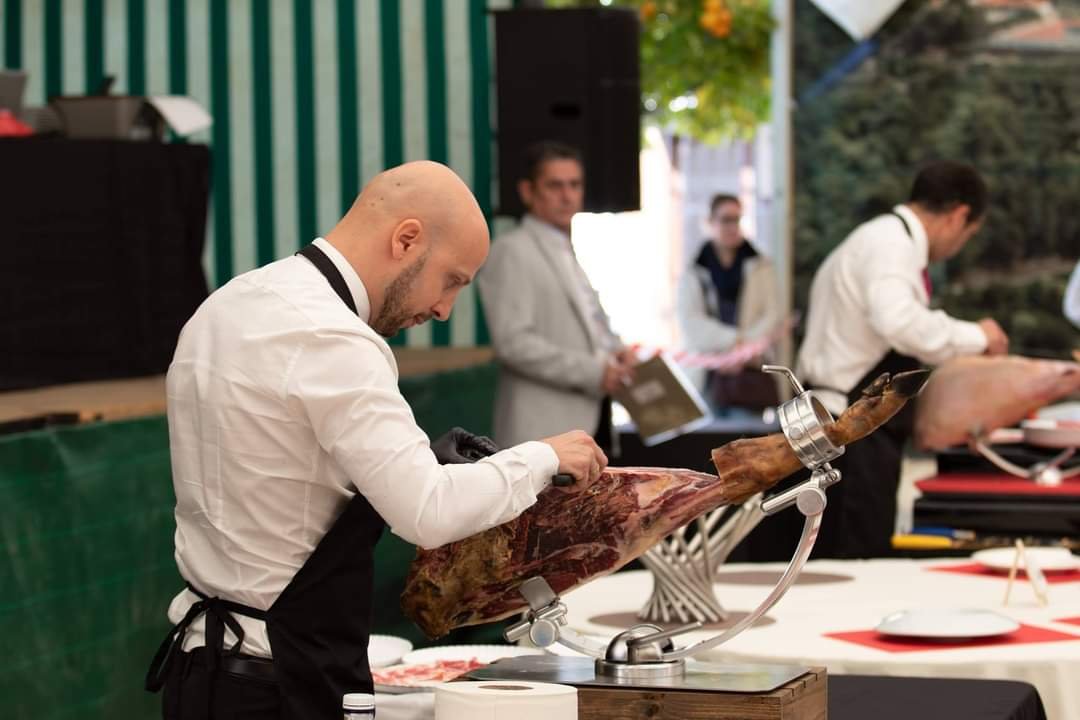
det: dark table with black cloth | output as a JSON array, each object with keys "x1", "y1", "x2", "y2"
[
  {"x1": 831, "y1": 675, "x2": 1046, "y2": 720},
  {"x1": 0, "y1": 138, "x2": 210, "y2": 391},
  {"x1": 915, "y1": 445, "x2": 1080, "y2": 540}
]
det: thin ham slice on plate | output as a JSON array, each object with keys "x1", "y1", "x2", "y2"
[{"x1": 372, "y1": 658, "x2": 489, "y2": 693}]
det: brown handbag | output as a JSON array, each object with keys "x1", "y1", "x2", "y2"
[{"x1": 707, "y1": 368, "x2": 781, "y2": 411}]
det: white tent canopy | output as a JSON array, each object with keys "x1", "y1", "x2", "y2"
[{"x1": 808, "y1": 0, "x2": 908, "y2": 41}]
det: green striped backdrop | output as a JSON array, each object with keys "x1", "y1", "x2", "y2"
[{"x1": 0, "y1": 0, "x2": 510, "y2": 347}]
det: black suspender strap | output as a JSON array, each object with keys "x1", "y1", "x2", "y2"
[
  {"x1": 296, "y1": 243, "x2": 359, "y2": 316},
  {"x1": 889, "y1": 210, "x2": 914, "y2": 239}
]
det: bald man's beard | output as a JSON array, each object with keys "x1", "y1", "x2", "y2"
[{"x1": 371, "y1": 250, "x2": 432, "y2": 338}]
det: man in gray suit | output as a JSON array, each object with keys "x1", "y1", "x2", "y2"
[{"x1": 478, "y1": 142, "x2": 635, "y2": 449}]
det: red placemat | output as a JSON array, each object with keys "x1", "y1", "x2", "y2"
[
  {"x1": 825, "y1": 623, "x2": 1080, "y2": 653},
  {"x1": 1057, "y1": 616, "x2": 1080, "y2": 627},
  {"x1": 916, "y1": 472, "x2": 1080, "y2": 497},
  {"x1": 927, "y1": 563, "x2": 1080, "y2": 584}
]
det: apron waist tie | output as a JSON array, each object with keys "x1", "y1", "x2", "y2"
[{"x1": 145, "y1": 583, "x2": 270, "y2": 719}]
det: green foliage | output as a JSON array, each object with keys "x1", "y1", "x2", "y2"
[
  {"x1": 549, "y1": 0, "x2": 775, "y2": 141},
  {"x1": 940, "y1": 269, "x2": 1077, "y2": 357},
  {"x1": 794, "y1": 0, "x2": 1080, "y2": 355}
]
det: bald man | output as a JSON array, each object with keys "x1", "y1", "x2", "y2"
[{"x1": 146, "y1": 162, "x2": 605, "y2": 720}]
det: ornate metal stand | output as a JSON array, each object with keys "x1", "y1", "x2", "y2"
[
  {"x1": 636, "y1": 364, "x2": 842, "y2": 625},
  {"x1": 502, "y1": 365, "x2": 849, "y2": 681},
  {"x1": 637, "y1": 497, "x2": 763, "y2": 624}
]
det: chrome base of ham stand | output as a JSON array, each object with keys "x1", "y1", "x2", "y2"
[{"x1": 503, "y1": 366, "x2": 845, "y2": 682}]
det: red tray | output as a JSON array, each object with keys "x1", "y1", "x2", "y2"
[{"x1": 916, "y1": 473, "x2": 1080, "y2": 497}]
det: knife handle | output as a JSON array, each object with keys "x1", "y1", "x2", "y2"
[{"x1": 552, "y1": 473, "x2": 575, "y2": 487}]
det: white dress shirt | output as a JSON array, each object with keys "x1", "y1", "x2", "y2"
[
  {"x1": 166, "y1": 237, "x2": 558, "y2": 657},
  {"x1": 796, "y1": 205, "x2": 987, "y2": 415},
  {"x1": 1064, "y1": 260, "x2": 1080, "y2": 329}
]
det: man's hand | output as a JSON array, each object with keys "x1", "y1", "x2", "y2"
[
  {"x1": 977, "y1": 318, "x2": 1009, "y2": 356},
  {"x1": 431, "y1": 427, "x2": 500, "y2": 464},
  {"x1": 601, "y1": 353, "x2": 636, "y2": 395},
  {"x1": 541, "y1": 430, "x2": 607, "y2": 485}
]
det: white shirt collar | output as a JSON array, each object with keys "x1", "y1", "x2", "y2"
[
  {"x1": 894, "y1": 204, "x2": 929, "y2": 268},
  {"x1": 311, "y1": 237, "x2": 372, "y2": 322},
  {"x1": 522, "y1": 213, "x2": 571, "y2": 244}
]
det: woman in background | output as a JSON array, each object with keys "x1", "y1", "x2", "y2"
[{"x1": 676, "y1": 193, "x2": 781, "y2": 416}]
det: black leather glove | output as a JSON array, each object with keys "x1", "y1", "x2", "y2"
[{"x1": 431, "y1": 427, "x2": 500, "y2": 464}]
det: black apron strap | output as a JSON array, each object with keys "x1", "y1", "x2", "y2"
[
  {"x1": 145, "y1": 582, "x2": 270, "y2": 720},
  {"x1": 144, "y1": 594, "x2": 210, "y2": 692},
  {"x1": 297, "y1": 243, "x2": 359, "y2": 315},
  {"x1": 889, "y1": 209, "x2": 914, "y2": 239}
]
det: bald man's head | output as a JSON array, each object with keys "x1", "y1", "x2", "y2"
[{"x1": 325, "y1": 161, "x2": 489, "y2": 337}]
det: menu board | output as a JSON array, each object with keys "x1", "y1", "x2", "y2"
[{"x1": 614, "y1": 354, "x2": 709, "y2": 446}]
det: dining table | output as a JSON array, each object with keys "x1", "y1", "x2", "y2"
[{"x1": 548, "y1": 558, "x2": 1080, "y2": 720}]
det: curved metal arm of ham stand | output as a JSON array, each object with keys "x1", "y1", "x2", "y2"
[
  {"x1": 505, "y1": 365, "x2": 847, "y2": 679},
  {"x1": 972, "y1": 430, "x2": 1080, "y2": 487}
]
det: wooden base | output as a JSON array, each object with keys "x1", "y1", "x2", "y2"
[{"x1": 577, "y1": 667, "x2": 827, "y2": 720}]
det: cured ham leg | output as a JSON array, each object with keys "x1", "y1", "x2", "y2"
[
  {"x1": 402, "y1": 370, "x2": 929, "y2": 639},
  {"x1": 914, "y1": 356, "x2": 1080, "y2": 450}
]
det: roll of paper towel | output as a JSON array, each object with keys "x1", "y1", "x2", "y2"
[{"x1": 434, "y1": 681, "x2": 577, "y2": 720}]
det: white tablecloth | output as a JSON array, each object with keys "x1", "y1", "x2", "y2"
[
  {"x1": 375, "y1": 692, "x2": 434, "y2": 720},
  {"x1": 557, "y1": 559, "x2": 1080, "y2": 720}
]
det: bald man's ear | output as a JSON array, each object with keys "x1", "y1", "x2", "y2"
[{"x1": 389, "y1": 218, "x2": 424, "y2": 260}]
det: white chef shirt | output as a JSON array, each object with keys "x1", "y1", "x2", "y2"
[
  {"x1": 166, "y1": 237, "x2": 558, "y2": 657},
  {"x1": 522, "y1": 214, "x2": 621, "y2": 355},
  {"x1": 1063, "y1": 259, "x2": 1080, "y2": 329},
  {"x1": 796, "y1": 205, "x2": 987, "y2": 415}
]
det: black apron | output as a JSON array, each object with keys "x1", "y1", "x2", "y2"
[
  {"x1": 147, "y1": 243, "x2": 386, "y2": 719},
  {"x1": 810, "y1": 210, "x2": 924, "y2": 558}
]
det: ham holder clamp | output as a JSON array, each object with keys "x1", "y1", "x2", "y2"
[{"x1": 467, "y1": 365, "x2": 840, "y2": 713}]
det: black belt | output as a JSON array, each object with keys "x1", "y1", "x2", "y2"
[{"x1": 187, "y1": 647, "x2": 277, "y2": 684}]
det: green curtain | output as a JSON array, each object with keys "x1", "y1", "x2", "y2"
[{"x1": 0, "y1": 363, "x2": 499, "y2": 719}]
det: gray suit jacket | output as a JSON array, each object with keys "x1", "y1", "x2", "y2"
[{"x1": 477, "y1": 215, "x2": 620, "y2": 447}]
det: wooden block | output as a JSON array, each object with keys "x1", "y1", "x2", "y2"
[{"x1": 577, "y1": 668, "x2": 826, "y2": 720}]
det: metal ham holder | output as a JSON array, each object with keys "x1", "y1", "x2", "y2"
[
  {"x1": 468, "y1": 365, "x2": 843, "y2": 696},
  {"x1": 972, "y1": 421, "x2": 1080, "y2": 487}
]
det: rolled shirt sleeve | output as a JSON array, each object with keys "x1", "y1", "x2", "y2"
[{"x1": 1064, "y1": 260, "x2": 1080, "y2": 329}]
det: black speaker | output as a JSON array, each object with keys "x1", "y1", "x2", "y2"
[{"x1": 495, "y1": 8, "x2": 641, "y2": 216}]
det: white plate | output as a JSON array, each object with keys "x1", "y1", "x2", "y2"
[
  {"x1": 368, "y1": 634, "x2": 413, "y2": 669},
  {"x1": 401, "y1": 643, "x2": 542, "y2": 666},
  {"x1": 973, "y1": 546, "x2": 1080, "y2": 573},
  {"x1": 1020, "y1": 418, "x2": 1080, "y2": 448},
  {"x1": 876, "y1": 608, "x2": 1020, "y2": 640},
  {"x1": 1036, "y1": 401, "x2": 1080, "y2": 422}
]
